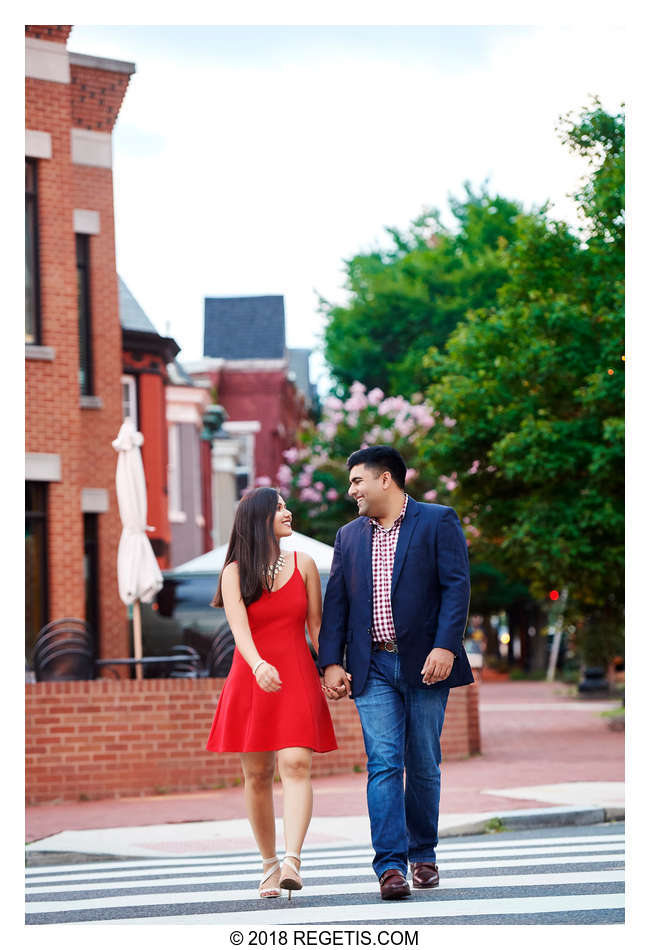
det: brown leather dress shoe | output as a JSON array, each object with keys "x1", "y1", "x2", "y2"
[
  {"x1": 410, "y1": 862, "x2": 439, "y2": 888},
  {"x1": 379, "y1": 868, "x2": 412, "y2": 900}
]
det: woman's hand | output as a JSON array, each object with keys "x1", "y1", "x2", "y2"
[
  {"x1": 255, "y1": 661, "x2": 282, "y2": 692},
  {"x1": 322, "y1": 665, "x2": 352, "y2": 699}
]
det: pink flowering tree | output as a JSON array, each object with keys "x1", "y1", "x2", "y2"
[{"x1": 273, "y1": 381, "x2": 474, "y2": 545}]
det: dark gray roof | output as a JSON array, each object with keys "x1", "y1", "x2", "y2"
[
  {"x1": 287, "y1": 348, "x2": 314, "y2": 406},
  {"x1": 118, "y1": 276, "x2": 159, "y2": 334},
  {"x1": 203, "y1": 296, "x2": 286, "y2": 359}
]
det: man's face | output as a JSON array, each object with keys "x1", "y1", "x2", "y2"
[{"x1": 348, "y1": 464, "x2": 386, "y2": 517}]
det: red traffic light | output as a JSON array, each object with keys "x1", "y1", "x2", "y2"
[{"x1": 549, "y1": 590, "x2": 560, "y2": 601}]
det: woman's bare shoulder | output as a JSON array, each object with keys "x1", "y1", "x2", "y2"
[
  {"x1": 221, "y1": 561, "x2": 240, "y2": 581},
  {"x1": 295, "y1": 551, "x2": 317, "y2": 570}
]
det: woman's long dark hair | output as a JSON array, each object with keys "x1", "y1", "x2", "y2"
[{"x1": 210, "y1": 487, "x2": 281, "y2": 608}]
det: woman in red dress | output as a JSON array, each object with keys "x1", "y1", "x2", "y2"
[{"x1": 206, "y1": 487, "x2": 338, "y2": 899}]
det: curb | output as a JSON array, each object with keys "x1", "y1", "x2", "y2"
[
  {"x1": 25, "y1": 806, "x2": 625, "y2": 866},
  {"x1": 440, "y1": 805, "x2": 625, "y2": 837}
]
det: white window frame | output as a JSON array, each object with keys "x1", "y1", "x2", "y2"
[
  {"x1": 167, "y1": 423, "x2": 186, "y2": 523},
  {"x1": 121, "y1": 374, "x2": 137, "y2": 424},
  {"x1": 223, "y1": 421, "x2": 260, "y2": 495}
]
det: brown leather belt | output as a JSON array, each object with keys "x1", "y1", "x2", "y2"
[{"x1": 372, "y1": 640, "x2": 399, "y2": 654}]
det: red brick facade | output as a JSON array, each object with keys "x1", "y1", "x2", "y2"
[
  {"x1": 25, "y1": 678, "x2": 480, "y2": 804},
  {"x1": 25, "y1": 26, "x2": 134, "y2": 660},
  {"x1": 122, "y1": 352, "x2": 173, "y2": 568},
  {"x1": 26, "y1": 25, "x2": 72, "y2": 43},
  {"x1": 199, "y1": 366, "x2": 308, "y2": 483},
  {"x1": 69, "y1": 63, "x2": 132, "y2": 133}
]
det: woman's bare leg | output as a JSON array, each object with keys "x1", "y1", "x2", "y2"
[
  {"x1": 240, "y1": 751, "x2": 278, "y2": 871},
  {"x1": 277, "y1": 747, "x2": 313, "y2": 860}
]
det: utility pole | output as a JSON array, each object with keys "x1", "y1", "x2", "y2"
[{"x1": 546, "y1": 587, "x2": 569, "y2": 682}]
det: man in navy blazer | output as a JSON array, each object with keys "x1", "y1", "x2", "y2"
[{"x1": 319, "y1": 446, "x2": 472, "y2": 900}]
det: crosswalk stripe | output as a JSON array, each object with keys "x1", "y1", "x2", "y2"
[
  {"x1": 24, "y1": 832, "x2": 625, "y2": 878},
  {"x1": 25, "y1": 827, "x2": 625, "y2": 926},
  {"x1": 65, "y1": 892, "x2": 625, "y2": 925},
  {"x1": 25, "y1": 841, "x2": 624, "y2": 886},
  {"x1": 25, "y1": 869, "x2": 624, "y2": 909},
  {"x1": 25, "y1": 851, "x2": 624, "y2": 892}
]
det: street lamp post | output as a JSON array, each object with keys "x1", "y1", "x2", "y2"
[{"x1": 200, "y1": 404, "x2": 239, "y2": 547}]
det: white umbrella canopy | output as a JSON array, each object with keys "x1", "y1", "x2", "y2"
[
  {"x1": 173, "y1": 530, "x2": 335, "y2": 575},
  {"x1": 112, "y1": 418, "x2": 163, "y2": 676}
]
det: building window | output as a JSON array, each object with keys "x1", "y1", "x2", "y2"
[
  {"x1": 233, "y1": 432, "x2": 255, "y2": 498},
  {"x1": 121, "y1": 374, "x2": 138, "y2": 424},
  {"x1": 25, "y1": 482, "x2": 48, "y2": 666},
  {"x1": 168, "y1": 423, "x2": 184, "y2": 519},
  {"x1": 83, "y1": 513, "x2": 100, "y2": 651},
  {"x1": 25, "y1": 159, "x2": 41, "y2": 344},
  {"x1": 76, "y1": 234, "x2": 93, "y2": 395}
]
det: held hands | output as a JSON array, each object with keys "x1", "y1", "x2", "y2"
[
  {"x1": 421, "y1": 647, "x2": 455, "y2": 685},
  {"x1": 322, "y1": 664, "x2": 352, "y2": 700},
  {"x1": 253, "y1": 660, "x2": 282, "y2": 692}
]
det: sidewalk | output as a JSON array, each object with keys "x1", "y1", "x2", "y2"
[{"x1": 25, "y1": 680, "x2": 624, "y2": 856}]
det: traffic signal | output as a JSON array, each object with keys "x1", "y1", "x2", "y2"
[{"x1": 549, "y1": 590, "x2": 560, "y2": 601}]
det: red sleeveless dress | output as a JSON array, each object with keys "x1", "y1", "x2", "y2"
[{"x1": 206, "y1": 552, "x2": 337, "y2": 753}]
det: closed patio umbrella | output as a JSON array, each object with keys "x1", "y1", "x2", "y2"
[{"x1": 112, "y1": 418, "x2": 163, "y2": 679}]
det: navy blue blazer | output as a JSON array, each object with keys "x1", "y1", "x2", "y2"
[{"x1": 318, "y1": 498, "x2": 473, "y2": 698}]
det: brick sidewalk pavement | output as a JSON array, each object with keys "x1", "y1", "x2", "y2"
[{"x1": 26, "y1": 679, "x2": 623, "y2": 843}]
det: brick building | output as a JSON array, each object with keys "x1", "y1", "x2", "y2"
[
  {"x1": 184, "y1": 296, "x2": 312, "y2": 503},
  {"x1": 25, "y1": 25, "x2": 136, "y2": 666},
  {"x1": 118, "y1": 277, "x2": 180, "y2": 569},
  {"x1": 165, "y1": 360, "x2": 212, "y2": 568}
]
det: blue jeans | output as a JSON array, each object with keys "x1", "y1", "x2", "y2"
[{"x1": 354, "y1": 649, "x2": 449, "y2": 879}]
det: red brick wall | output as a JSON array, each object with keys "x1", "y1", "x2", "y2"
[
  {"x1": 70, "y1": 64, "x2": 131, "y2": 132},
  {"x1": 25, "y1": 679, "x2": 480, "y2": 804},
  {"x1": 26, "y1": 25, "x2": 72, "y2": 43},
  {"x1": 206, "y1": 368, "x2": 307, "y2": 483},
  {"x1": 120, "y1": 357, "x2": 172, "y2": 569},
  {"x1": 25, "y1": 30, "x2": 133, "y2": 659}
]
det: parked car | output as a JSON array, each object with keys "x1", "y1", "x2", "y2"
[{"x1": 136, "y1": 532, "x2": 334, "y2": 678}]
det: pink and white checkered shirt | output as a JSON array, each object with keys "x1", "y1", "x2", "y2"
[{"x1": 369, "y1": 494, "x2": 408, "y2": 644}]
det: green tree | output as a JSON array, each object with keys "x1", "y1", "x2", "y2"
[
  {"x1": 420, "y1": 99, "x2": 624, "y2": 665},
  {"x1": 276, "y1": 381, "x2": 540, "y2": 667},
  {"x1": 320, "y1": 185, "x2": 528, "y2": 397}
]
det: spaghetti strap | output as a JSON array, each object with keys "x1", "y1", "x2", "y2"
[{"x1": 294, "y1": 550, "x2": 297, "y2": 568}]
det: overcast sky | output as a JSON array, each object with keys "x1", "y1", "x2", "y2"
[{"x1": 67, "y1": 24, "x2": 626, "y2": 391}]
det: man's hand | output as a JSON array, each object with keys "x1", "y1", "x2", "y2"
[
  {"x1": 421, "y1": 647, "x2": 455, "y2": 685},
  {"x1": 323, "y1": 663, "x2": 352, "y2": 700}
]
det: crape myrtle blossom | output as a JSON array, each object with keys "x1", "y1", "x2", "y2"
[
  {"x1": 276, "y1": 464, "x2": 293, "y2": 490},
  {"x1": 275, "y1": 380, "x2": 479, "y2": 545},
  {"x1": 300, "y1": 486, "x2": 322, "y2": 503},
  {"x1": 283, "y1": 447, "x2": 300, "y2": 464},
  {"x1": 345, "y1": 392, "x2": 368, "y2": 413}
]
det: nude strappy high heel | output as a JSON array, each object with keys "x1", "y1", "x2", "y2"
[
  {"x1": 280, "y1": 851, "x2": 302, "y2": 899},
  {"x1": 258, "y1": 855, "x2": 281, "y2": 898}
]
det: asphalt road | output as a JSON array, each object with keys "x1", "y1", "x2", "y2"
[{"x1": 25, "y1": 822, "x2": 624, "y2": 926}]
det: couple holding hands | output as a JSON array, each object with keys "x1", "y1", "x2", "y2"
[{"x1": 206, "y1": 445, "x2": 472, "y2": 901}]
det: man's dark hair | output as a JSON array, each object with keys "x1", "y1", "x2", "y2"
[{"x1": 347, "y1": 445, "x2": 407, "y2": 490}]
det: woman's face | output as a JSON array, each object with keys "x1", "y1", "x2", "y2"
[{"x1": 272, "y1": 495, "x2": 293, "y2": 539}]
